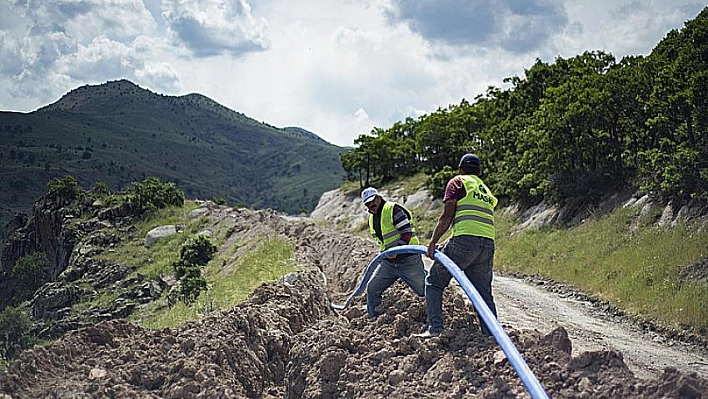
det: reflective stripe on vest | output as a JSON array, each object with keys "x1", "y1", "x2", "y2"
[
  {"x1": 369, "y1": 201, "x2": 420, "y2": 251},
  {"x1": 452, "y1": 175, "x2": 497, "y2": 240}
]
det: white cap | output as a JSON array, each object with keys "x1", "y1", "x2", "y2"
[{"x1": 361, "y1": 187, "x2": 378, "y2": 204}]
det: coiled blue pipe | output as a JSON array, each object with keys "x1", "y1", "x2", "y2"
[{"x1": 332, "y1": 244, "x2": 549, "y2": 399}]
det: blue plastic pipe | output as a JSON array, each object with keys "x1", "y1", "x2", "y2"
[{"x1": 332, "y1": 244, "x2": 549, "y2": 399}]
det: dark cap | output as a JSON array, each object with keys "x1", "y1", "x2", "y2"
[{"x1": 458, "y1": 153, "x2": 480, "y2": 169}]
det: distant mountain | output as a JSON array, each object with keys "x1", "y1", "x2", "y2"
[
  {"x1": 0, "y1": 79, "x2": 347, "y2": 244},
  {"x1": 282, "y1": 126, "x2": 330, "y2": 143}
]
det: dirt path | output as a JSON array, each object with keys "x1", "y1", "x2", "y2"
[{"x1": 492, "y1": 274, "x2": 708, "y2": 380}]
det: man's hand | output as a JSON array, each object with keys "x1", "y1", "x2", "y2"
[{"x1": 427, "y1": 242, "x2": 437, "y2": 259}]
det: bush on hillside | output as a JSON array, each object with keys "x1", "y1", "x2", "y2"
[
  {"x1": 427, "y1": 166, "x2": 456, "y2": 199},
  {"x1": 47, "y1": 176, "x2": 82, "y2": 204},
  {"x1": 90, "y1": 181, "x2": 110, "y2": 199},
  {"x1": 0, "y1": 305, "x2": 35, "y2": 361},
  {"x1": 178, "y1": 266, "x2": 209, "y2": 305},
  {"x1": 179, "y1": 235, "x2": 217, "y2": 267},
  {"x1": 127, "y1": 177, "x2": 184, "y2": 215},
  {"x1": 11, "y1": 252, "x2": 48, "y2": 303},
  {"x1": 172, "y1": 235, "x2": 215, "y2": 305}
]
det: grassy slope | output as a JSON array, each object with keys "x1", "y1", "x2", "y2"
[
  {"x1": 495, "y1": 207, "x2": 708, "y2": 332},
  {"x1": 84, "y1": 201, "x2": 298, "y2": 330}
]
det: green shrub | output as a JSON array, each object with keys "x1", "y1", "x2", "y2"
[
  {"x1": 172, "y1": 259, "x2": 191, "y2": 280},
  {"x1": 47, "y1": 175, "x2": 82, "y2": 203},
  {"x1": 0, "y1": 306, "x2": 35, "y2": 361},
  {"x1": 427, "y1": 166, "x2": 456, "y2": 199},
  {"x1": 127, "y1": 177, "x2": 185, "y2": 215},
  {"x1": 11, "y1": 252, "x2": 48, "y2": 303},
  {"x1": 91, "y1": 181, "x2": 110, "y2": 199},
  {"x1": 180, "y1": 235, "x2": 217, "y2": 266},
  {"x1": 172, "y1": 235, "x2": 216, "y2": 305},
  {"x1": 179, "y1": 267, "x2": 208, "y2": 304}
]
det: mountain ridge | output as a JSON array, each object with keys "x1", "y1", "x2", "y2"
[{"x1": 0, "y1": 79, "x2": 347, "y2": 247}]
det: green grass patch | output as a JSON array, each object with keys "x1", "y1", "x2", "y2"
[
  {"x1": 396, "y1": 172, "x2": 429, "y2": 194},
  {"x1": 207, "y1": 237, "x2": 298, "y2": 308},
  {"x1": 98, "y1": 201, "x2": 204, "y2": 279},
  {"x1": 495, "y1": 207, "x2": 708, "y2": 332},
  {"x1": 132, "y1": 298, "x2": 212, "y2": 329},
  {"x1": 340, "y1": 179, "x2": 365, "y2": 196},
  {"x1": 72, "y1": 290, "x2": 121, "y2": 314},
  {"x1": 340, "y1": 172, "x2": 428, "y2": 199},
  {"x1": 412, "y1": 206, "x2": 445, "y2": 242},
  {"x1": 82, "y1": 201, "x2": 209, "y2": 326},
  {"x1": 136, "y1": 236, "x2": 298, "y2": 329}
]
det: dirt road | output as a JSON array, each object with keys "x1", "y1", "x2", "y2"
[{"x1": 493, "y1": 274, "x2": 708, "y2": 380}]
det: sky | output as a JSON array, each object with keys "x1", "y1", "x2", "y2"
[{"x1": 0, "y1": 0, "x2": 704, "y2": 147}]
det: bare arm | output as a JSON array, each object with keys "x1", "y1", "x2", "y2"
[{"x1": 427, "y1": 199, "x2": 457, "y2": 258}]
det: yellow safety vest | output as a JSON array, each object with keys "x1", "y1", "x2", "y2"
[
  {"x1": 451, "y1": 175, "x2": 497, "y2": 240},
  {"x1": 369, "y1": 201, "x2": 420, "y2": 251}
]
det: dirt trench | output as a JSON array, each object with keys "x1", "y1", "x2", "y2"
[{"x1": 1, "y1": 207, "x2": 707, "y2": 398}]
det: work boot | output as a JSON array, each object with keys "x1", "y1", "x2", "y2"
[{"x1": 412, "y1": 328, "x2": 440, "y2": 339}]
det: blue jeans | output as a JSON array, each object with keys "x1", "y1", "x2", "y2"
[
  {"x1": 366, "y1": 254, "x2": 426, "y2": 318},
  {"x1": 425, "y1": 235, "x2": 497, "y2": 335}
]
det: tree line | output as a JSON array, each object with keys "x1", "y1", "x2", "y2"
[{"x1": 341, "y1": 8, "x2": 708, "y2": 206}]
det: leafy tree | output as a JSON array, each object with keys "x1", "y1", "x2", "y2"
[
  {"x1": 625, "y1": 9, "x2": 708, "y2": 202},
  {"x1": 127, "y1": 177, "x2": 184, "y2": 215},
  {"x1": 47, "y1": 176, "x2": 82, "y2": 204},
  {"x1": 415, "y1": 108, "x2": 460, "y2": 174},
  {"x1": 11, "y1": 252, "x2": 48, "y2": 303},
  {"x1": 0, "y1": 306, "x2": 35, "y2": 361},
  {"x1": 172, "y1": 235, "x2": 216, "y2": 305},
  {"x1": 428, "y1": 166, "x2": 456, "y2": 199},
  {"x1": 179, "y1": 235, "x2": 217, "y2": 267},
  {"x1": 338, "y1": 8, "x2": 708, "y2": 206}
]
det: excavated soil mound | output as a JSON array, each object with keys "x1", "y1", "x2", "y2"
[{"x1": 1, "y1": 208, "x2": 707, "y2": 398}]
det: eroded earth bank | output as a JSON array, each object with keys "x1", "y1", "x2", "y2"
[{"x1": 1, "y1": 204, "x2": 707, "y2": 398}]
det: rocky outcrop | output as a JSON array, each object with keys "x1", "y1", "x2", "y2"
[
  {"x1": 31, "y1": 282, "x2": 84, "y2": 320},
  {"x1": 0, "y1": 191, "x2": 143, "y2": 327},
  {"x1": 0, "y1": 201, "x2": 79, "y2": 309}
]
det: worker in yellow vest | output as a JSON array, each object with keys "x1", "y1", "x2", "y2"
[
  {"x1": 415, "y1": 153, "x2": 498, "y2": 338},
  {"x1": 361, "y1": 187, "x2": 426, "y2": 319}
]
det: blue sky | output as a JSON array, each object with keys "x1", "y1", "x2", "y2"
[{"x1": 0, "y1": 0, "x2": 704, "y2": 147}]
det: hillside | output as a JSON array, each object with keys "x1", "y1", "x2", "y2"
[
  {"x1": 0, "y1": 186, "x2": 706, "y2": 398},
  {"x1": 0, "y1": 79, "x2": 346, "y2": 247}
]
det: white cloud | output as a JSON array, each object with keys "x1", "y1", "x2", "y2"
[
  {"x1": 135, "y1": 61, "x2": 181, "y2": 92},
  {"x1": 552, "y1": 1, "x2": 704, "y2": 58},
  {"x1": 0, "y1": 0, "x2": 705, "y2": 146},
  {"x1": 161, "y1": 0, "x2": 269, "y2": 57}
]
